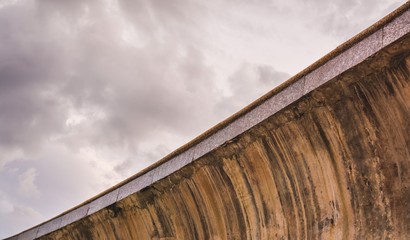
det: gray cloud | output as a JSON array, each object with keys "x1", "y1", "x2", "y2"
[
  {"x1": 17, "y1": 168, "x2": 40, "y2": 198},
  {"x1": 301, "y1": 0, "x2": 406, "y2": 39},
  {"x1": 0, "y1": 0, "x2": 218, "y2": 156},
  {"x1": 0, "y1": 0, "x2": 405, "y2": 238},
  {"x1": 0, "y1": 190, "x2": 42, "y2": 238},
  {"x1": 216, "y1": 63, "x2": 289, "y2": 117},
  {"x1": 0, "y1": 2, "x2": 225, "y2": 236}
]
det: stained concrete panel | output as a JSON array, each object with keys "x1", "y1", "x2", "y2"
[
  {"x1": 59, "y1": 205, "x2": 89, "y2": 229},
  {"x1": 35, "y1": 218, "x2": 62, "y2": 238},
  {"x1": 304, "y1": 30, "x2": 383, "y2": 94},
  {"x1": 117, "y1": 171, "x2": 155, "y2": 201},
  {"x1": 383, "y1": 10, "x2": 410, "y2": 46},
  {"x1": 87, "y1": 189, "x2": 119, "y2": 215}
]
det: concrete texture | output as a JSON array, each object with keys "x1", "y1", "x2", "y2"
[
  {"x1": 58, "y1": 205, "x2": 89, "y2": 229},
  {"x1": 117, "y1": 171, "x2": 155, "y2": 201},
  {"x1": 383, "y1": 9, "x2": 410, "y2": 46},
  {"x1": 87, "y1": 189, "x2": 119, "y2": 216},
  {"x1": 35, "y1": 219, "x2": 62, "y2": 239},
  {"x1": 5, "y1": 2, "x2": 410, "y2": 240},
  {"x1": 304, "y1": 30, "x2": 383, "y2": 94}
]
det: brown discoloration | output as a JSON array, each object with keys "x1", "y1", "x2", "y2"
[{"x1": 33, "y1": 33, "x2": 410, "y2": 240}]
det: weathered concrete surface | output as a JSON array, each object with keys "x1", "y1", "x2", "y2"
[{"x1": 7, "y1": 3, "x2": 410, "y2": 240}]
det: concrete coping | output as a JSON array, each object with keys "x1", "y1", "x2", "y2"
[{"x1": 6, "y1": 2, "x2": 410, "y2": 240}]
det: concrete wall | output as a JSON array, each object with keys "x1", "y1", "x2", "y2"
[{"x1": 7, "y1": 3, "x2": 410, "y2": 240}]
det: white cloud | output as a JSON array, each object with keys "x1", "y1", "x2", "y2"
[
  {"x1": 0, "y1": 147, "x2": 23, "y2": 171},
  {"x1": 0, "y1": 192, "x2": 43, "y2": 237},
  {"x1": 0, "y1": 195, "x2": 14, "y2": 214},
  {"x1": 18, "y1": 168, "x2": 40, "y2": 198}
]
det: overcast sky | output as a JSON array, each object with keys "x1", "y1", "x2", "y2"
[{"x1": 0, "y1": 0, "x2": 406, "y2": 238}]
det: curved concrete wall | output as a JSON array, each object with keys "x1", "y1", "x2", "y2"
[
  {"x1": 7, "y1": 3, "x2": 410, "y2": 240},
  {"x1": 39, "y1": 37, "x2": 410, "y2": 240}
]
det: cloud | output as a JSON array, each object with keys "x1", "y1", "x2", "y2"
[
  {"x1": 0, "y1": 0, "x2": 219, "y2": 163},
  {"x1": 18, "y1": 168, "x2": 40, "y2": 198},
  {"x1": 0, "y1": 0, "x2": 406, "y2": 238},
  {"x1": 300, "y1": 0, "x2": 406, "y2": 39},
  {"x1": 216, "y1": 63, "x2": 289, "y2": 117},
  {"x1": 0, "y1": 194, "x2": 14, "y2": 214},
  {"x1": 0, "y1": 191, "x2": 43, "y2": 237}
]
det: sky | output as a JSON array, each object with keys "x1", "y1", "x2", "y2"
[{"x1": 0, "y1": 0, "x2": 406, "y2": 238}]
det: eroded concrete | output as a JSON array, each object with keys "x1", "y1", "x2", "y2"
[
  {"x1": 34, "y1": 32, "x2": 410, "y2": 240},
  {"x1": 6, "y1": 3, "x2": 410, "y2": 240}
]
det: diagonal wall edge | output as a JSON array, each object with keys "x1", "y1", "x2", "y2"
[{"x1": 6, "y1": 2, "x2": 410, "y2": 239}]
